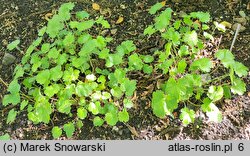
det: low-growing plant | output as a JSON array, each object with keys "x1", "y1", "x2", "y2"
[
  {"x1": 2, "y1": 2, "x2": 249, "y2": 139},
  {"x1": 144, "y1": 3, "x2": 248, "y2": 125},
  {"x1": 2, "y1": 2, "x2": 137, "y2": 138}
]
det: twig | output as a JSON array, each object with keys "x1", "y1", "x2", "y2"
[
  {"x1": 0, "y1": 78, "x2": 8, "y2": 87},
  {"x1": 230, "y1": 23, "x2": 241, "y2": 51}
]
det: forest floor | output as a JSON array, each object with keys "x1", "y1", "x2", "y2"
[{"x1": 0, "y1": 0, "x2": 250, "y2": 140}]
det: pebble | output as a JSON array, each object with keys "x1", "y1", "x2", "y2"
[{"x1": 2, "y1": 53, "x2": 16, "y2": 65}]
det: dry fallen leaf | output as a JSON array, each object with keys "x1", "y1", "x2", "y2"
[
  {"x1": 220, "y1": 21, "x2": 232, "y2": 28},
  {"x1": 92, "y1": 3, "x2": 100, "y2": 11},
  {"x1": 161, "y1": 1, "x2": 166, "y2": 6},
  {"x1": 194, "y1": 20, "x2": 201, "y2": 28},
  {"x1": 44, "y1": 13, "x2": 53, "y2": 21},
  {"x1": 247, "y1": 2, "x2": 250, "y2": 10},
  {"x1": 125, "y1": 124, "x2": 139, "y2": 137},
  {"x1": 116, "y1": 16, "x2": 124, "y2": 24}
]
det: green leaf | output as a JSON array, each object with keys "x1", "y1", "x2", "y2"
[
  {"x1": 190, "y1": 11, "x2": 210, "y2": 23},
  {"x1": 79, "y1": 39, "x2": 96, "y2": 56},
  {"x1": 98, "y1": 48, "x2": 110, "y2": 59},
  {"x1": 38, "y1": 26, "x2": 47, "y2": 36},
  {"x1": 93, "y1": 116, "x2": 104, "y2": 126},
  {"x1": 177, "y1": 59, "x2": 187, "y2": 73},
  {"x1": 144, "y1": 25, "x2": 156, "y2": 36},
  {"x1": 48, "y1": 47, "x2": 60, "y2": 59},
  {"x1": 63, "y1": 32, "x2": 75, "y2": 46},
  {"x1": 50, "y1": 65, "x2": 63, "y2": 81},
  {"x1": 223, "y1": 85, "x2": 232, "y2": 99},
  {"x1": 76, "y1": 82, "x2": 93, "y2": 97},
  {"x1": 105, "y1": 112, "x2": 118, "y2": 126},
  {"x1": 162, "y1": 27, "x2": 180, "y2": 45},
  {"x1": 77, "y1": 33, "x2": 92, "y2": 44},
  {"x1": 123, "y1": 98, "x2": 133, "y2": 109},
  {"x1": 121, "y1": 79, "x2": 136, "y2": 97},
  {"x1": 178, "y1": 45, "x2": 189, "y2": 57},
  {"x1": 77, "y1": 20, "x2": 95, "y2": 31},
  {"x1": 36, "y1": 70, "x2": 50, "y2": 85},
  {"x1": 206, "y1": 104, "x2": 222, "y2": 123},
  {"x1": 96, "y1": 16, "x2": 110, "y2": 28},
  {"x1": 88, "y1": 102, "x2": 99, "y2": 115},
  {"x1": 190, "y1": 58, "x2": 212, "y2": 72},
  {"x1": 63, "y1": 68, "x2": 79, "y2": 82},
  {"x1": 183, "y1": 30, "x2": 198, "y2": 46},
  {"x1": 207, "y1": 85, "x2": 224, "y2": 102},
  {"x1": 215, "y1": 49, "x2": 234, "y2": 68},
  {"x1": 76, "y1": 120, "x2": 83, "y2": 129},
  {"x1": 8, "y1": 80, "x2": 20, "y2": 94},
  {"x1": 58, "y1": 2, "x2": 75, "y2": 21},
  {"x1": 13, "y1": 65, "x2": 24, "y2": 79},
  {"x1": 34, "y1": 99, "x2": 52, "y2": 124},
  {"x1": 214, "y1": 21, "x2": 226, "y2": 32},
  {"x1": 7, "y1": 109, "x2": 17, "y2": 124},
  {"x1": 151, "y1": 90, "x2": 168, "y2": 118},
  {"x1": 110, "y1": 86, "x2": 123, "y2": 98},
  {"x1": 102, "y1": 92, "x2": 111, "y2": 100},
  {"x1": 142, "y1": 55, "x2": 154, "y2": 63},
  {"x1": 77, "y1": 107, "x2": 88, "y2": 119},
  {"x1": 3, "y1": 93, "x2": 20, "y2": 106},
  {"x1": 63, "y1": 122, "x2": 75, "y2": 138},
  {"x1": 76, "y1": 11, "x2": 89, "y2": 19},
  {"x1": 57, "y1": 99, "x2": 72, "y2": 114},
  {"x1": 232, "y1": 61, "x2": 248, "y2": 77},
  {"x1": 155, "y1": 8, "x2": 172, "y2": 30},
  {"x1": 20, "y1": 100, "x2": 28, "y2": 111},
  {"x1": 180, "y1": 107, "x2": 195, "y2": 126},
  {"x1": 7, "y1": 39, "x2": 20, "y2": 50},
  {"x1": 86, "y1": 74, "x2": 96, "y2": 81},
  {"x1": 149, "y1": 2, "x2": 164, "y2": 14},
  {"x1": 105, "y1": 53, "x2": 124, "y2": 67},
  {"x1": 231, "y1": 78, "x2": 246, "y2": 95},
  {"x1": 201, "y1": 98, "x2": 222, "y2": 122},
  {"x1": 118, "y1": 109, "x2": 129, "y2": 122},
  {"x1": 41, "y1": 43, "x2": 50, "y2": 53},
  {"x1": 113, "y1": 68, "x2": 126, "y2": 84},
  {"x1": 117, "y1": 40, "x2": 136, "y2": 55},
  {"x1": 52, "y1": 126, "x2": 62, "y2": 139},
  {"x1": 44, "y1": 84, "x2": 61, "y2": 98},
  {"x1": 128, "y1": 53, "x2": 143, "y2": 70},
  {"x1": 143, "y1": 64, "x2": 153, "y2": 74},
  {"x1": 46, "y1": 15, "x2": 64, "y2": 38},
  {"x1": 0, "y1": 134, "x2": 10, "y2": 140},
  {"x1": 203, "y1": 32, "x2": 214, "y2": 41}
]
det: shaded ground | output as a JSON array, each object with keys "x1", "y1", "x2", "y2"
[{"x1": 0, "y1": 0, "x2": 249, "y2": 140}]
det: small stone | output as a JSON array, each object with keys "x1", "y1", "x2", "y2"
[
  {"x1": 2, "y1": 53, "x2": 16, "y2": 65},
  {"x1": 110, "y1": 29, "x2": 117, "y2": 35},
  {"x1": 232, "y1": 23, "x2": 246, "y2": 32}
]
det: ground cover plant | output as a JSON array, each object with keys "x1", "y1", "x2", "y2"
[
  {"x1": 2, "y1": 2, "x2": 137, "y2": 139},
  {"x1": 145, "y1": 3, "x2": 248, "y2": 125},
  {"x1": 0, "y1": 1, "x2": 249, "y2": 139}
]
